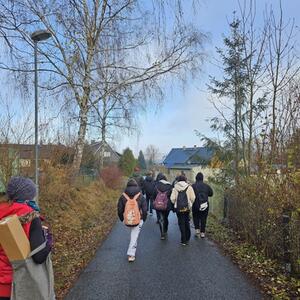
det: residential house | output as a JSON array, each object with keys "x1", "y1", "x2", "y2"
[
  {"x1": 0, "y1": 143, "x2": 70, "y2": 191},
  {"x1": 89, "y1": 140, "x2": 121, "y2": 167},
  {"x1": 163, "y1": 146, "x2": 214, "y2": 182}
]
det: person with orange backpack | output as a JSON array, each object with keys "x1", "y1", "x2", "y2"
[{"x1": 117, "y1": 179, "x2": 147, "y2": 262}]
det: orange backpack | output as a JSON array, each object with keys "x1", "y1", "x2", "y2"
[{"x1": 123, "y1": 192, "x2": 141, "y2": 226}]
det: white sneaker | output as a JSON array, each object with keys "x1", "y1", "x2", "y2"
[
  {"x1": 200, "y1": 232, "x2": 205, "y2": 238},
  {"x1": 128, "y1": 256, "x2": 135, "y2": 262}
]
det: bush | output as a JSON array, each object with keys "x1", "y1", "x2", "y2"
[
  {"x1": 100, "y1": 165, "x2": 123, "y2": 189},
  {"x1": 227, "y1": 173, "x2": 300, "y2": 274}
]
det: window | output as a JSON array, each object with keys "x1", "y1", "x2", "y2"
[{"x1": 104, "y1": 151, "x2": 111, "y2": 157}]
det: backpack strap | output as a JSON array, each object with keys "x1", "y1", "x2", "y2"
[
  {"x1": 123, "y1": 192, "x2": 141, "y2": 201},
  {"x1": 122, "y1": 193, "x2": 130, "y2": 201},
  {"x1": 29, "y1": 241, "x2": 47, "y2": 257},
  {"x1": 133, "y1": 192, "x2": 141, "y2": 201},
  {"x1": 184, "y1": 185, "x2": 189, "y2": 192}
]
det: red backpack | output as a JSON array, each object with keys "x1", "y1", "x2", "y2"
[{"x1": 153, "y1": 189, "x2": 168, "y2": 211}]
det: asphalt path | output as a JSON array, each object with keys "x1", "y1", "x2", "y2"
[{"x1": 65, "y1": 213, "x2": 262, "y2": 300}]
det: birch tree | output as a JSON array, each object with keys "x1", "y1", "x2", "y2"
[{"x1": 0, "y1": 0, "x2": 205, "y2": 175}]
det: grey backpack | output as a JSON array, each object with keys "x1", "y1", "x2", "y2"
[{"x1": 11, "y1": 240, "x2": 55, "y2": 300}]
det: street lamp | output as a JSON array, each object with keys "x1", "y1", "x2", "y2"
[{"x1": 31, "y1": 30, "x2": 52, "y2": 203}]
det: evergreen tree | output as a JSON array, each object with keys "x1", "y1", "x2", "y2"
[
  {"x1": 137, "y1": 150, "x2": 147, "y2": 170},
  {"x1": 119, "y1": 148, "x2": 136, "y2": 176},
  {"x1": 208, "y1": 15, "x2": 248, "y2": 182}
]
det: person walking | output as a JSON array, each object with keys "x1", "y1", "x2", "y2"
[
  {"x1": 170, "y1": 175, "x2": 195, "y2": 246},
  {"x1": 152, "y1": 173, "x2": 172, "y2": 240},
  {"x1": 143, "y1": 171, "x2": 155, "y2": 215},
  {"x1": 0, "y1": 176, "x2": 53, "y2": 300},
  {"x1": 192, "y1": 172, "x2": 213, "y2": 238},
  {"x1": 117, "y1": 179, "x2": 147, "y2": 262}
]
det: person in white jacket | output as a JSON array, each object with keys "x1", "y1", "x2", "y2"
[{"x1": 170, "y1": 175, "x2": 196, "y2": 245}]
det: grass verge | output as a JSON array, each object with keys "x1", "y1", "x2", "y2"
[
  {"x1": 40, "y1": 179, "x2": 119, "y2": 300},
  {"x1": 206, "y1": 216, "x2": 300, "y2": 299}
]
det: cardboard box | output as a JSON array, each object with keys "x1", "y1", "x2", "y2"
[{"x1": 0, "y1": 214, "x2": 30, "y2": 261}]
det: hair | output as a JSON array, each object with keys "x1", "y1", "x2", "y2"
[
  {"x1": 177, "y1": 175, "x2": 187, "y2": 182},
  {"x1": 127, "y1": 178, "x2": 138, "y2": 187},
  {"x1": 156, "y1": 173, "x2": 167, "y2": 181}
]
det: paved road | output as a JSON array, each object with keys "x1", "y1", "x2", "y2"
[{"x1": 65, "y1": 213, "x2": 262, "y2": 300}]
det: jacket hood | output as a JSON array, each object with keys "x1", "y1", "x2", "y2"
[{"x1": 174, "y1": 181, "x2": 189, "y2": 191}]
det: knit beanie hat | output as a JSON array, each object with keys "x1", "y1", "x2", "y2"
[
  {"x1": 196, "y1": 172, "x2": 204, "y2": 181},
  {"x1": 6, "y1": 176, "x2": 37, "y2": 201}
]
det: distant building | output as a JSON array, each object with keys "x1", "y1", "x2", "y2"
[
  {"x1": 0, "y1": 143, "x2": 71, "y2": 192},
  {"x1": 163, "y1": 146, "x2": 214, "y2": 182},
  {"x1": 89, "y1": 140, "x2": 121, "y2": 167}
]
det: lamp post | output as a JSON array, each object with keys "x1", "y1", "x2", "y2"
[{"x1": 31, "y1": 30, "x2": 52, "y2": 203}]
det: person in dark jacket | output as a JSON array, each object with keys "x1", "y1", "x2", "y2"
[
  {"x1": 152, "y1": 173, "x2": 172, "y2": 240},
  {"x1": 0, "y1": 177, "x2": 52, "y2": 300},
  {"x1": 143, "y1": 171, "x2": 155, "y2": 215},
  {"x1": 117, "y1": 179, "x2": 147, "y2": 262},
  {"x1": 192, "y1": 172, "x2": 213, "y2": 238}
]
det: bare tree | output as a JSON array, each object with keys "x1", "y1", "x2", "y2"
[
  {"x1": 145, "y1": 144, "x2": 160, "y2": 166},
  {"x1": 265, "y1": 1, "x2": 300, "y2": 161},
  {"x1": 0, "y1": 0, "x2": 205, "y2": 175}
]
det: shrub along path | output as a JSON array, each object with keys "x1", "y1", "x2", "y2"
[{"x1": 65, "y1": 213, "x2": 262, "y2": 300}]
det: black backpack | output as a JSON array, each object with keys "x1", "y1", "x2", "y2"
[{"x1": 176, "y1": 186, "x2": 189, "y2": 213}]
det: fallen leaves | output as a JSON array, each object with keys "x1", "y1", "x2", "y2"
[
  {"x1": 39, "y1": 180, "x2": 120, "y2": 300},
  {"x1": 207, "y1": 216, "x2": 300, "y2": 299}
]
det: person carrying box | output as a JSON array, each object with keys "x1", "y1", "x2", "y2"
[{"x1": 0, "y1": 177, "x2": 53, "y2": 300}]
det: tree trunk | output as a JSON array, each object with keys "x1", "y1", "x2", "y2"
[{"x1": 72, "y1": 106, "x2": 88, "y2": 176}]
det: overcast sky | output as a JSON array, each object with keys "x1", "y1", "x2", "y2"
[{"x1": 115, "y1": 0, "x2": 300, "y2": 158}]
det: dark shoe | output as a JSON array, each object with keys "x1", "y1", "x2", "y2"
[
  {"x1": 181, "y1": 242, "x2": 187, "y2": 246},
  {"x1": 160, "y1": 236, "x2": 166, "y2": 240}
]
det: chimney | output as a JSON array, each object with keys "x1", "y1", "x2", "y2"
[
  {"x1": 194, "y1": 145, "x2": 197, "y2": 148},
  {"x1": 182, "y1": 146, "x2": 186, "y2": 149}
]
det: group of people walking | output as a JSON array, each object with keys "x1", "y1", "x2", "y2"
[{"x1": 117, "y1": 171, "x2": 213, "y2": 262}]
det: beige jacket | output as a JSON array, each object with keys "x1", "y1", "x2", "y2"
[{"x1": 170, "y1": 181, "x2": 196, "y2": 210}]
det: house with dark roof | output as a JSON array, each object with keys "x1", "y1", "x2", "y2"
[
  {"x1": 89, "y1": 140, "x2": 121, "y2": 166},
  {"x1": 0, "y1": 143, "x2": 71, "y2": 192},
  {"x1": 163, "y1": 146, "x2": 214, "y2": 182}
]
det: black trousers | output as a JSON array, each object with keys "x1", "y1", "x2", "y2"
[
  {"x1": 176, "y1": 212, "x2": 191, "y2": 243},
  {"x1": 0, "y1": 297, "x2": 10, "y2": 300},
  {"x1": 157, "y1": 210, "x2": 170, "y2": 236},
  {"x1": 192, "y1": 208, "x2": 209, "y2": 232},
  {"x1": 146, "y1": 195, "x2": 153, "y2": 213}
]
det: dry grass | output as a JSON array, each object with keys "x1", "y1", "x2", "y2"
[{"x1": 39, "y1": 167, "x2": 119, "y2": 299}]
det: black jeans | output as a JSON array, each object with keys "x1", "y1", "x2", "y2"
[
  {"x1": 192, "y1": 207, "x2": 209, "y2": 232},
  {"x1": 0, "y1": 297, "x2": 10, "y2": 300},
  {"x1": 176, "y1": 212, "x2": 191, "y2": 243},
  {"x1": 157, "y1": 210, "x2": 170, "y2": 236},
  {"x1": 146, "y1": 195, "x2": 153, "y2": 213}
]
